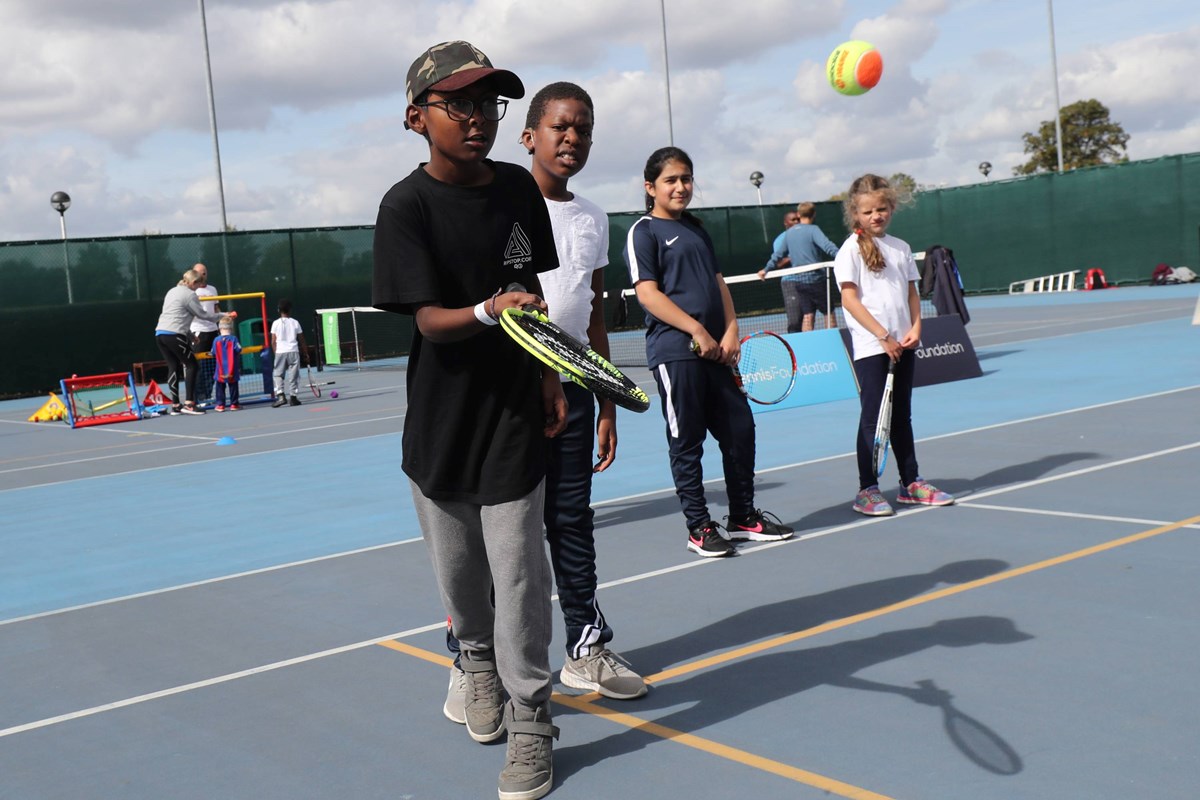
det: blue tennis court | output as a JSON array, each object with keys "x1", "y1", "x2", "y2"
[{"x1": 1, "y1": 286, "x2": 1198, "y2": 799}]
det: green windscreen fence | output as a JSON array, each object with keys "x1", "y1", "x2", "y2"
[{"x1": 4, "y1": 153, "x2": 1199, "y2": 396}]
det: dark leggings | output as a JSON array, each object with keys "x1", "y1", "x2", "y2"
[
  {"x1": 155, "y1": 332, "x2": 197, "y2": 407},
  {"x1": 853, "y1": 351, "x2": 919, "y2": 490}
]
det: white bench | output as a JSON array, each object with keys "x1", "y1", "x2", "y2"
[{"x1": 1009, "y1": 270, "x2": 1080, "y2": 295}]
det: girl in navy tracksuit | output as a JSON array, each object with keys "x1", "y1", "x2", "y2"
[{"x1": 623, "y1": 146, "x2": 793, "y2": 558}]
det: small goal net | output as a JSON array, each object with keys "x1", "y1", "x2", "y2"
[{"x1": 314, "y1": 306, "x2": 410, "y2": 368}]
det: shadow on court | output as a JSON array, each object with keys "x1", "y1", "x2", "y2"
[
  {"x1": 553, "y1": 614, "x2": 1033, "y2": 785},
  {"x1": 594, "y1": 480, "x2": 793, "y2": 532},
  {"x1": 933, "y1": 451, "x2": 1101, "y2": 501},
  {"x1": 615, "y1": 559, "x2": 1010, "y2": 674}
]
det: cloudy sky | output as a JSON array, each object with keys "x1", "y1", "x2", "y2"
[{"x1": 2, "y1": 0, "x2": 1197, "y2": 242}]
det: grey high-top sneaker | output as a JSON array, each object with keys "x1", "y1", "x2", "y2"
[
  {"x1": 461, "y1": 650, "x2": 505, "y2": 743},
  {"x1": 498, "y1": 702, "x2": 558, "y2": 800}
]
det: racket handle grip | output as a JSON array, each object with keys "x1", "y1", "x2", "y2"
[{"x1": 504, "y1": 282, "x2": 539, "y2": 313}]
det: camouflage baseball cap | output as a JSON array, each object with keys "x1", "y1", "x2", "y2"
[{"x1": 405, "y1": 41, "x2": 524, "y2": 104}]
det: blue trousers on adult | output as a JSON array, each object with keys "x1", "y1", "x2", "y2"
[
  {"x1": 853, "y1": 351, "x2": 919, "y2": 490},
  {"x1": 448, "y1": 382, "x2": 614, "y2": 663},
  {"x1": 652, "y1": 358, "x2": 757, "y2": 530}
]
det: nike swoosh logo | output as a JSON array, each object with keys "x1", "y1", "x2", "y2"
[
  {"x1": 666, "y1": 236, "x2": 679, "y2": 245},
  {"x1": 737, "y1": 522, "x2": 763, "y2": 533}
]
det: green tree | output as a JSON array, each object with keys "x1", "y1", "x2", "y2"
[
  {"x1": 888, "y1": 172, "x2": 918, "y2": 197},
  {"x1": 1015, "y1": 98, "x2": 1130, "y2": 175}
]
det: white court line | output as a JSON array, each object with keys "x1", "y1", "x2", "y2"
[
  {"x1": 0, "y1": 625, "x2": 441, "y2": 740},
  {"x1": 5, "y1": 435, "x2": 1197, "y2": 739},
  {"x1": 8, "y1": 384, "x2": 1199, "y2": 613},
  {"x1": 0, "y1": 538, "x2": 424, "y2": 627},
  {"x1": 959, "y1": 502, "x2": 1200, "y2": 529},
  {"x1": 0, "y1": 422, "x2": 405, "y2": 486},
  {"x1": 968, "y1": 313, "x2": 1194, "y2": 349}
]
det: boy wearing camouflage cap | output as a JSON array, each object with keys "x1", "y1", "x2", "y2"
[{"x1": 372, "y1": 40, "x2": 565, "y2": 800}]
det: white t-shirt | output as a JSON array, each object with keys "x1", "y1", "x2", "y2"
[
  {"x1": 271, "y1": 316, "x2": 303, "y2": 354},
  {"x1": 191, "y1": 285, "x2": 219, "y2": 333},
  {"x1": 833, "y1": 233, "x2": 920, "y2": 360},
  {"x1": 538, "y1": 193, "x2": 609, "y2": 381}
]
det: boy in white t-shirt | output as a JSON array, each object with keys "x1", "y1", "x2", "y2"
[{"x1": 270, "y1": 298, "x2": 307, "y2": 407}]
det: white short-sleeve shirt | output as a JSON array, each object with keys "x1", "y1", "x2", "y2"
[{"x1": 833, "y1": 233, "x2": 920, "y2": 360}]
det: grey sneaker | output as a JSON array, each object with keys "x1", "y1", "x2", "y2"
[
  {"x1": 498, "y1": 703, "x2": 558, "y2": 800},
  {"x1": 443, "y1": 664, "x2": 466, "y2": 725},
  {"x1": 560, "y1": 648, "x2": 647, "y2": 700},
  {"x1": 461, "y1": 651, "x2": 505, "y2": 743}
]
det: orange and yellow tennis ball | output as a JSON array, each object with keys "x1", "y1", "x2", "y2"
[{"x1": 827, "y1": 40, "x2": 883, "y2": 96}]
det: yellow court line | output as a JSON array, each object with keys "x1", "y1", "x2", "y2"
[
  {"x1": 376, "y1": 638, "x2": 892, "y2": 799},
  {"x1": 376, "y1": 512, "x2": 1200, "y2": 799},
  {"x1": 553, "y1": 692, "x2": 894, "y2": 800},
  {"x1": 377, "y1": 639, "x2": 453, "y2": 667}
]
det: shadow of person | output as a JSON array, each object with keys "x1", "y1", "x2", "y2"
[
  {"x1": 594, "y1": 480, "x2": 790, "y2": 532},
  {"x1": 934, "y1": 451, "x2": 1101, "y2": 501},
  {"x1": 620, "y1": 559, "x2": 1009, "y2": 674},
  {"x1": 553, "y1": 615, "x2": 1032, "y2": 784}
]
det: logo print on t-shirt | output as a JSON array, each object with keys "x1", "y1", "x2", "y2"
[
  {"x1": 503, "y1": 223, "x2": 533, "y2": 268},
  {"x1": 666, "y1": 236, "x2": 680, "y2": 246}
]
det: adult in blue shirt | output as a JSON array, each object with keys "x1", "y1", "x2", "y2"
[{"x1": 758, "y1": 202, "x2": 840, "y2": 332}]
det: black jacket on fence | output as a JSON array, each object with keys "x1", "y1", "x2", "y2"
[{"x1": 920, "y1": 244, "x2": 970, "y2": 325}]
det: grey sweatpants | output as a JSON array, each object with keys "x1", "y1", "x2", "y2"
[
  {"x1": 409, "y1": 479, "x2": 554, "y2": 711},
  {"x1": 273, "y1": 351, "x2": 300, "y2": 397}
]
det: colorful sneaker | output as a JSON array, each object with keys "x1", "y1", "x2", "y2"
[
  {"x1": 498, "y1": 703, "x2": 558, "y2": 800},
  {"x1": 443, "y1": 664, "x2": 466, "y2": 725},
  {"x1": 853, "y1": 486, "x2": 894, "y2": 516},
  {"x1": 560, "y1": 647, "x2": 647, "y2": 700},
  {"x1": 461, "y1": 650, "x2": 506, "y2": 743},
  {"x1": 897, "y1": 478, "x2": 955, "y2": 506},
  {"x1": 687, "y1": 521, "x2": 735, "y2": 558},
  {"x1": 229, "y1": 404, "x2": 241, "y2": 411},
  {"x1": 214, "y1": 405, "x2": 226, "y2": 412},
  {"x1": 726, "y1": 509, "x2": 794, "y2": 541}
]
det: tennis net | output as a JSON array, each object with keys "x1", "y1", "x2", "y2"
[{"x1": 604, "y1": 256, "x2": 936, "y2": 367}]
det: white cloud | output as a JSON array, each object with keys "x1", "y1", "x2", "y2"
[{"x1": 0, "y1": 1, "x2": 1196, "y2": 241}]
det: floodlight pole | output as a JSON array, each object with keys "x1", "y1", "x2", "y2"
[
  {"x1": 51, "y1": 191, "x2": 73, "y2": 304},
  {"x1": 659, "y1": 0, "x2": 675, "y2": 146},
  {"x1": 1047, "y1": 0, "x2": 1065, "y2": 173},
  {"x1": 199, "y1": 0, "x2": 232, "y2": 289},
  {"x1": 749, "y1": 171, "x2": 768, "y2": 242}
]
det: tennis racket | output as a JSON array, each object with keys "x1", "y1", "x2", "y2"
[
  {"x1": 735, "y1": 331, "x2": 797, "y2": 405},
  {"x1": 872, "y1": 359, "x2": 895, "y2": 478},
  {"x1": 497, "y1": 285, "x2": 651, "y2": 413},
  {"x1": 306, "y1": 366, "x2": 335, "y2": 398},
  {"x1": 689, "y1": 331, "x2": 797, "y2": 405}
]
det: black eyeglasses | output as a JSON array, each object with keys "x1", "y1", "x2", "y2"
[{"x1": 416, "y1": 97, "x2": 509, "y2": 122}]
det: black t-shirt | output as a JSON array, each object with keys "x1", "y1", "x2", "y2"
[{"x1": 372, "y1": 161, "x2": 558, "y2": 503}]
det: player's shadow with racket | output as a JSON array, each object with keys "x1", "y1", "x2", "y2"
[
  {"x1": 554, "y1": 614, "x2": 1032, "y2": 783},
  {"x1": 832, "y1": 675, "x2": 1024, "y2": 775},
  {"x1": 619, "y1": 559, "x2": 1009, "y2": 673}
]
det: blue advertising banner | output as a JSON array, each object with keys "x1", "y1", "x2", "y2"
[{"x1": 750, "y1": 329, "x2": 858, "y2": 414}]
